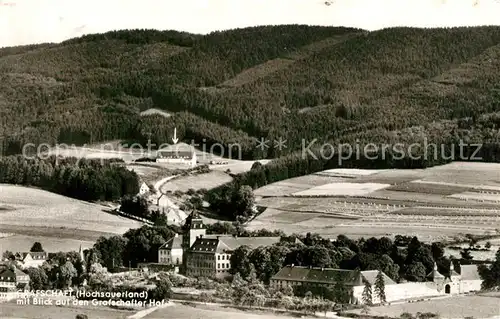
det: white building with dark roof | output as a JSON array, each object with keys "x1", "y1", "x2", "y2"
[
  {"x1": 156, "y1": 149, "x2": 196, "y2": 167},
  {"x1": 158, "y1": 211, "x2": 281, "y2": 278},
  {"x1": 271, "y1": 262, "x2": 486, "y2": 305},
  {"x1": 158, "y1": 233, "x2": 183, "y2": 266},
  {"x1": 14, "y1": 252, "x2": 47, "y2": 269}
]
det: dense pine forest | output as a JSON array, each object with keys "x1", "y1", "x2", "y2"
[
  {"x1": 0, "y1": 156, "x2": 139, "y2": 201},
  {"x1": 1, "y1": 25, "x2": 500, "y2": 189}
]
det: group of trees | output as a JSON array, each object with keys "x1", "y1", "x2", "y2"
[
  {"x1": 362, "y1": 271, "x2": 387, "y2": 306},
  {"x1": 0, "y1": 156, "x2": 139, "y2": 201},
  {"x1": 228, "y1": 233, "x2": 461, "y2": 295},
  {"x1": 2, "y1": 246, "x2": 85, "y2": 290},
  {"x1": 478, "y1": 248, "x2": 500, "y2": 289}
]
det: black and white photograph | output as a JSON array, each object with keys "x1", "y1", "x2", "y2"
[{"x1": 1, "y1": 0, "x2": 500, "y2": 318}]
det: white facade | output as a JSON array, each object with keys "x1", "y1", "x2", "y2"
[
  {"x1": 156, "y1": 152, "x2": 197, "y2": 167},
  {"x1": 158, "y1": 247, "x2": 183, "y2": 265},
  {"x1": 139, "y1": 182, "x2": 150, "y2": 195},
  {"x1": 158, "y1": 234, "x2": 183, "y2": 265}
]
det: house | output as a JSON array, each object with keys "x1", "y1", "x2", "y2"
[
  {"x1": 156, "y1": 149, "x2": 197, "y2": 167},
  {"x1": 0, "y1": 267, "x2": 29, "y2": 292},
  {"x1": 139, "y1": 182, "x2": 150, "y2": 195},
  {"x1": 15, "y1": 252, "x2": 47, "y2": 269},
  {"x1": 158, "y1": 233, "x2": 183, "y2": 266},
  {"x1": 270, "y1": 265, "x2": 396, "y2": 304},
  {"x1": 158, "y1": 211, "x2": 281, "y2": 279}
]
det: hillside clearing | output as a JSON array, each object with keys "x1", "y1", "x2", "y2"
[
  {"x1": 218, "y1": 58, "x2": 294, "y2": 88},
  {"x1": 140, "y1": 108, "x2": 172, "y2": 117}
]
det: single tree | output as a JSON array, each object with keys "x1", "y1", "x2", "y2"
[
  {"x1": 58, "y1": 260, "x2": 77, "y2": 288},
  {"x1": 460, "y1": 249, "x2": 473, "y2": 260},
  {"x1": 362, "y1": 279, "x2": 373, "y2": 306},
  {"x1": 374, "y1": 270, "x2": 387, "y2": 304},
  {"x1": 2, "y1": 250, "x2": 14, "y2": 260},
  {"x1": 26, "y1": 267, "x2": 48, "y2": 290},
  {"x1": 30, "y1": 242, "x2": 44, "y2": 252},
  {"x1": 485, "y1": 241, "x2": 492, "y2": 249}
]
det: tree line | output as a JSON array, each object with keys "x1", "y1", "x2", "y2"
[{"x1": 0, "y1": 155, "x2": 139, "y2": 201}]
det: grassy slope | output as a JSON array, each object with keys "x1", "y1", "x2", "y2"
[
  {"x1": 0, "y1": 184, "x2": 142, "y2": 239},
  {"x1": 0, "y1": 26, "x2": 500, "y2": 158}
]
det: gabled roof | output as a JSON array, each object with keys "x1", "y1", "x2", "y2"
[
  {"x1": 271, "y1": 266, "x2": 396, "y2": 286},
  {"x1": 159, "y1": 234, "x2": 183, "y2": 250},
  {"x1": 426, "y1": 269, "x2": 445, "y2": 280},
  {"x1": 12, "y1": 267, "x2": 27, "y2": 277},
  {"x1": 17, "y1": 252, "x2": 47, "y2": 260},
  {"x1": 272, "y1": 266, "x2": 358, "y2": 285},
  {"x1": 157, "y1": 150, "x2": 194, "y2": 158},
  {"x1": 360, "y1": 270, "x2": 396, "y2": 286},
  {"x1": 0, "y1": 269, "x2": 16, "y2": 279},
  {"x1": 190, "y1": 235, "x2": 281, "y2": 253},
  {"x1": 460, "y1": 265, "x2": 482, "y2": 280}
]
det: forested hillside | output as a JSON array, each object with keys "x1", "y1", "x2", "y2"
[{"x1": 1, "y1": 25, "x2": 500, "y2": 164}]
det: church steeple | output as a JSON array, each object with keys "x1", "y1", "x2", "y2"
[{"x1": 182, "y1": 210, "x2": 206, "y2": 250}]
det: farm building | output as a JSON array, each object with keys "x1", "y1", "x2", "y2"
[
  {"x1": 270, "y1": 262, "x2": 485, "y2": 305},
  {"x1": 156, "y1": 149, "x2": 196, "y2": 167},
  {"x1": 270, "y1": 265, "x2": 396, "y2": 304}
]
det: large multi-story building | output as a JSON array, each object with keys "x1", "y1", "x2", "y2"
[
  {"x1": 156, "y1": 149, "x2": 197, "y2": 167},
  {"x1": 270, "y1": 262, "x2": 484, "y2": 305},
  {"x1": 158, "y1": 211, "x2": 282, "y2": 279}
]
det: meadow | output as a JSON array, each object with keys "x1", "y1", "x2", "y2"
[
  {"x1": 348, "y1": 295, "x2": 500, "y2": 318},
  {"x1": 0, "y1": 184, "x2": 142, "y2": 252}
]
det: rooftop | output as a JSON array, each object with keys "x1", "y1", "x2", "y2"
[
  {"x1": 460, "y1": 265, "x2": 483, "y2": 280},
  {"x1": 190, "y1": 235, "x2": 281, "y2": 253},
  {"x1": 159, "y1": 234, "x2": 183, "y2": 250},
  {"x1": 271, "y1": 265, "x2": 396, "y2": 286}
]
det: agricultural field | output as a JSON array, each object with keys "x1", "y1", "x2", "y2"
[
  {"x1": 292, "y1": 182, "x2": 390, "y2": 197},
  {"x1": 0, "y1": 184, "x2": 142, "y2": 251},
  {"x1": 248, "y1": 162, "x2": 500, "y2": 241},
  {"x1": 254, "y1": 174, "x2": 345, "y2": 197},
  {"x1": 160, "y1": 171, "x2": 233, "y2": 193},
  {"x1": 348, "y1": 295, "x2": 500, "y2": 318}
]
